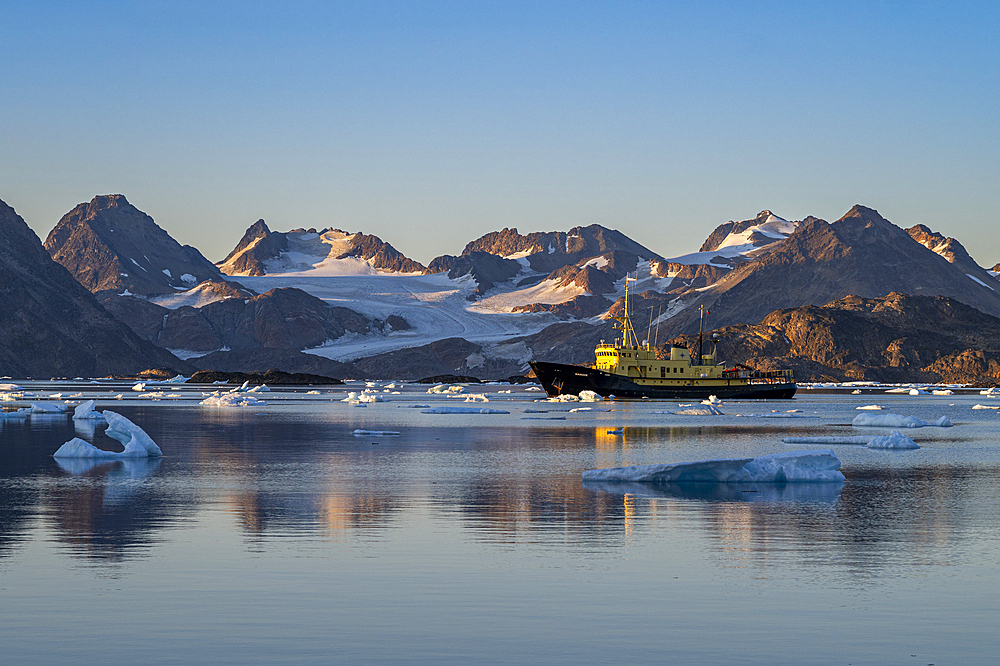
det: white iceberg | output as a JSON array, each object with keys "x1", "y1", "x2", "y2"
[
  {"x1": 866, "y1": 431, "x2": 919, "y2": 449},
  {"x1": 54, "y1": 410, "x2": 163, "y2": 458},
  {"x1": 701, "y1": 395, "x2": 722, "y2": 405},
  {"x1": 359, "y1": 392, "x2": 384, "y2": 403},
  {"x1": 583, "y1": 450, "x2": 845, "y2": 484},
  {"x1": 31, "y1": 402, "x2": 68, "y2": 414},
  {"x1": 931, "y1": 389, "x2": 953, "y2": 395},
  {"x1": 909, "y1": 388, "x2": 928, "y2": 395},
  {"x1": 464, "y1": 393, "x2": 489, "y2": 402},
  {"x1": 248, "y1": 384, "x2": 270, "y2": 393},
  {"x1": 972, "y1": 404, "x2": 1000, "y2": 410},
  {"x1": 578, "y1": 390, "x2": 601, "y2": 402},
  {"x1": 132, "y1": 382, "x2": 146, "y2": 391},
  {"x1": 0, "y1": 383, "x2": 22, "y2": 391},
  {"x1": 852, "y1": 413, "x2": 953, "y2": 428},
  {"x1": 856, "y1": 404, "x2": 883, "y2": 410},
  {"x1": 979, "y1": 387, "x2": 1000, "y2": 396},
  {"x1": 420, "y1": 406, "x2": 510, "y2": 414},
  {"x1": 885, "y1": 387, "x2": 912, "y2": 393},
  {"x1": 352, "y1": 429, "x2": 400, "y2": 436},
  {"x1": 200, "y1": 393, "x2": 267, "y2": 407},
  {"x1": 525, "y1": 386, "x2": 542, "y2": 391},
  {"x1": 229, "y1": 380, "x2": 251, "y2": 393},
  {"x1": 0, "y1": 408, "x2": 30, "y2": 420},
  {"x1": 72, "y1": 400, "x2": 106, "y2": 421},
  {"x1": 782, "y1": 436, "x2": 872, "y2": 445}
]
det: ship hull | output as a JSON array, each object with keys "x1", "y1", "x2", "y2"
[{"x1": 529, "y1": 361, "x2": 797, "y2": 400}]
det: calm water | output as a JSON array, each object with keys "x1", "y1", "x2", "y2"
[{"x1": 1, "y1": 382, "x2": 998, "y2": 664}]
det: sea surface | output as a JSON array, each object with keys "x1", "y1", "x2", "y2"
[{"x1": 1, "y1": 381, "x2": 998, "y2": 665}]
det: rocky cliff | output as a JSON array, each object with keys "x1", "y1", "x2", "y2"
[{"x1": 0, "y1": 198, "x2": 188, "y2": 377}]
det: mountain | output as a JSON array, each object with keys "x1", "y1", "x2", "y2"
[
  {"x1": 218, "y1": 222, "x2": 424, "y2": 276},
  {"x1": 907, "y1": 224, "x2": 996, "y2": 281},
  {"x1": 636, "y1": 205, "x2": 1000, "y2": 341},
  {"x1": 0, "y1": 198, "x2": 188, "y2": 377},
  {"x1": 44, "y1": 195, "x2": 221, "y2": 297},
  {"x1": 667, "y1": 292, "x2": 1000, "y2": 385}
]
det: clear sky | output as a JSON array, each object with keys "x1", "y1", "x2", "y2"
[{"x1": 2, "y1": 1, "x2": 998, "y2": 266}]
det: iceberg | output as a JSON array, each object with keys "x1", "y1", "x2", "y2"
[
  {"x1": 352, "y1": 429, "x2": 400, "y2": 436},
  {"x1": 200, "y1": 393, "x2": 267, "y2": 407},
  {"x1": 583, "y1": 450, "x2": 845, "y2": 484},
  {"x1": 909, "y1": 388, "x2": 928, "y2": 395},
  {"x1": 53, "y1": 410, "x2": 162, "y2": 458},
  {"x1": 420, "y1": 406, "x2": 510, "y2": 414},
  {"x1": 701, "y1": 395, "x2": 722, "y2": 405},
  {"x1": 31, "y1": 402, "x2": 68, "y2": 414},
  {"x1": 248, "y1": 384, "x2": 270, "y2": 393},
  {"x1": 856, "y1": 404, "x2": 883, "y2": 410},
  {"x1": 782, "y1": 435, "x2": 872, "y2": 445},
  {"x1": 866, "y1": 431, "x2": 919, "y2": 449},
  {"x1": 0, "y1": 383, "x2": 22, "y2": 391},
  {"x1": 578, "y1": 390, "x2": 601, "y2": 402},
  {"x1": 0, "y1": 408, "x2": 30, "y2": 420},
  {"x1": 980, "y1": 387, "x2": 1000, "y2": 396},
  {"x1": 464, "y1": 393, "x2": 489, "y2": 402},
  {"x1": 931, "y1": 389, "x2": 953, "y2": 395},
  {"x1": 72, "y1": 400, "x2": 106, "y2": 421},
  {"x1": 132, "y1": 382, "x2": 146, "y2": 391},
  {"x1": 852, "y1": 413, "x2": 953, "y2": 428},
  {"x1": 228, "y1": 380, "x2": 251, "y2": 393},
  {"x1": 427, "y1": 384, "x2": 464, "y2": 394},
  {"x1": 972, "y1": 404, "x2": 1000, "y2": 410}
]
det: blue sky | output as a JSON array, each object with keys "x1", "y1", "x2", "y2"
[{"x1": 2, "y1": 1, "x2": 998, "y2": 265}]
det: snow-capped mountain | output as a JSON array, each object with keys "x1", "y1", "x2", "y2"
[
  {"x1": 0, "y1": 198, "x2": 187, "y2": 377},
  {"x1": 44, "y1": 195, "x2": 221, "y2": 297},
  {"x1": 219, "y1": 221, "x2": 424, "y2": 276}
]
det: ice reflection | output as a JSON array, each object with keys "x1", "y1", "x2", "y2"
[{"x1": 582, "y1": 479, "x2": 844, "y2": 503}]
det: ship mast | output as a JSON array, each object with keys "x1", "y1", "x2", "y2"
[{"x1": 610, "y1": 273, "x2": 639, "y2": 348}]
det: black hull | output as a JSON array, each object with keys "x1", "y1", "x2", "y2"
[{"x1": 529, "y1": 361, "x2": 797, "y2": 400}]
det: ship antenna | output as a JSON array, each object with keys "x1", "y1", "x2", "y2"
[
  {"x1": 653, "y1": 305, "x2": 662, "y2": 347},
  {"x1": 646, "y1": 303, "x2": 654, "y2": 348},
  {"x1": 697, "y1": 304, "x2": 705, "y2": 365}
]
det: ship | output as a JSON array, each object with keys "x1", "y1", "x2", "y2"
[{"x1": 529, "y1": 275, "x2": 797, "y2": 400}]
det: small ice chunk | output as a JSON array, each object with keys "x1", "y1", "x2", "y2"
[
  {"x1": 1, "y1": 408, "x2": 30, "y2": 419},
  {"x1": 0, "y1": 383, "x2": 22, "y2": 391},
  {"x1": 972, "y1": 404, "x2": 1000, "y2": 410},
  {"x1": 569, "y1": 407, "x2": 592, "y2": 412},
  {"x1": 427, "y1": 384, "x2": 465, "y2": 394},
  {"x1": 931, "y1": 389, "x2": 953, "y2": 395},
  {"x1": 852, "y1": 413, "x2": 953, "y2": 428},
  {"x1": 866, "y1": 431, "x2": 919, "y2": 449},
  {"x1": 247, "y1": 384, "x2": 270, "y2": 393},
  {"x1": 402, "y1": 404, "x2": 430, "y2": 408},
  {"x1": 578, "y1": 390, "x2": 601, "y2": 402},
  {"x1": 352, "y1": 429, "x2": 400, "y2": 436},
  {"x1": 674, "y1": 405, "x2": 724, "y2": 415},
  {"x1": 420, "y1": 407, "x2": 510, "y2": 414},
  {"x1": 525, "y1": 386, "x2": 542, "y2": 391},
  {"x1": 782, "y1": 436, "x2": 872, "y2": 445},
  {"x1": 72, "y1": 400, "x2": 106, "y2": 421},
  {"x1": 701, "y1": 395, "x2": 722, "y2": 405},
  {"x1": 229, "y1": 380, "x2": 251, "y2": 393},
  {"x1": 909, "y1": 388, "x2": 928, "y2": 395},
  {"x1": 583, "y1": 449, "x2": 845, "y2": 484},
  {"x1": 979, "y1": 387, "x2": 1000, "y2": 396},
  {"x1": 856, "y1": 404, "x2": 883, "y2": 410},
  {"x1": 464, "y1": 393, "x2": 489, "y2": 402},
  {"x1": 132, "y1": 382, "x2": 146, "y2": 391}
]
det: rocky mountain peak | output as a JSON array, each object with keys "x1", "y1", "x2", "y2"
[
  {"x1": 905, "y1": 224, "x2": 984, "y2": 276},
  {"x1": 45, "y1": 195, "x2": 221, "y2": 297}
]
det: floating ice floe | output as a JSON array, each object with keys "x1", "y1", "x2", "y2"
[
  {"x1": 0, "y1": 408, "x2": 30, "y2": 419},
  {"x1": 131, "y1": 382, "x2": 146, "y2": 391},
  {"x1": 200, "y1": 392, "x2": 267, "y2": 407},
  {"x1": 31, "y1": 402, "x2": 68, "y2": 414},
  {"x1": 306, "y1": 390, "x2": 322, "y2": 395},
  {"x1": 674, "y1": 405, "x2": 724, "y2": 415},
  {"x1": 852, "y1": 413, "x2": 952, "y2": 428},
  {"x1": 931, "y1": 389, "x2": 954, "y2": 396},
  {"x1": 525, "y1": 386, "x2": 542, "y2": 391},
  {"x1": 0, "y1": 383, "x2": 22, "y2": 391},
  {"x1": 979, "y1": 387, "x2": 1000, "y2": 396},
  {"x1": 909, "y1": 388, "x2": 928, "y2": 395},
  {"x1": 464, "y1": 393, "x2": 489, "y2": 402},
  {"x1": 578, "y1": 390, "x2": 601, "y2": 402},
  {"x1": 851, "y1": 389, "x2": 862, "y2": 394},
  {"x1": 427, "y1": 384, "x2": 465, "y2": 394},
  {"x1": 546, "y1": 394, "x2": 580, "y2": 402},
  {"x1": 866, "y1": 430, "x2": 919, "y2": 449},
  {"x1": 782, "y1": 435, "x2": 872, "y2": 445},
  {"x1": 228, "y1": 380, "x2": 251, "y2": 393},
  {"x1": 401, "y1": 404, "x2": 430, "y2": 409},
  {"x1": 972, "y1": 404, "x2": 1000, "y2": 410},
  {"x1": 885, "y1": 387, "x2": 912, "y2": 393},
  {"x1": 248, "y1": 384, "x2": 270, "y2": 393},
  {"x1": 702, "y1": 395, "x2": 722, "y2": 405},
  {"x1": 53, "y1": 410, "x2": 162, "y2": 458},
  {"x1": 421, "y1": 406, "x2": 510, "y2": 414},
  {"x1": 582, "y1": 449, "x2": 845, "y2": 484},
  {"x1": 72, "y1": 400, "x2": 106, "y2": 421},
  {"x1": 856, "y1": 404, "x2": 883, "y2": 410},
  {"x1": 352, "y1": 429, "x2": 400, "y2": 436}
]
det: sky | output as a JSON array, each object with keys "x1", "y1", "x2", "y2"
[{"x1": 2, "y1": 0, "x2": 998, "y2": 266}]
